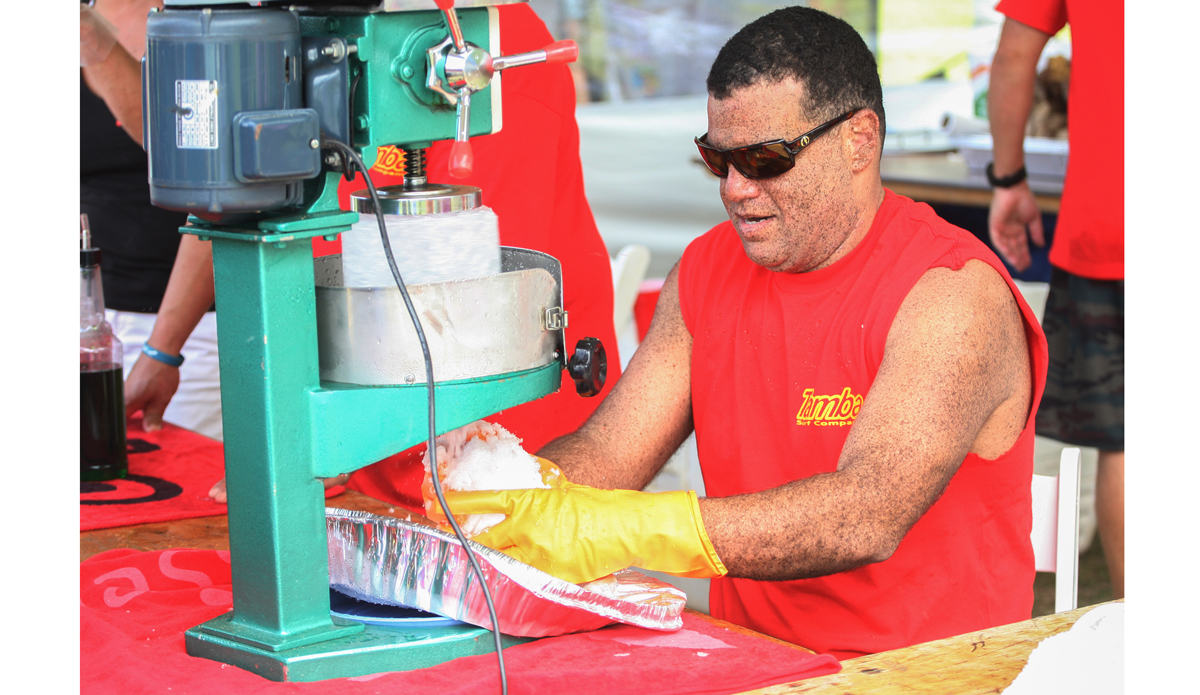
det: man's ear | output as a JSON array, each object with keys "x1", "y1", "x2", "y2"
[{"x1": 844, "y1": 109, "x2": 881, "y2": 172}]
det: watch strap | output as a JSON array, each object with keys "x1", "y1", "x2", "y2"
[{"x1": 986, "y1": 162, "x2": 1028, "y2": 188}]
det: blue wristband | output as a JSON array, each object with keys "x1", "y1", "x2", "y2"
[{"x1": 142, "y1": 343, "x2": 184, "y2": 368}]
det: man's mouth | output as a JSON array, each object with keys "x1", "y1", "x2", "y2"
[{"x1": 734, "y1": 213, "x2": 775, "y2": 232}]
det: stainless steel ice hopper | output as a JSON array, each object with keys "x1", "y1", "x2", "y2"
[{"x1": 314, "y1": 247, "x2": 567, "y2": 386}]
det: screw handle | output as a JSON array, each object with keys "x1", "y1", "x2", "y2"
[
  {"x1": 449, "y1": 140, "x2": 473, "y2": 179},
  {"x1": 542, "y1": 40, "x2": 579, "y2": 65},
  {"x1": 434, "y1": 0, "x2": 466, "y2": 53},
  {"x1": 450, "y1": 88, "x2": 474, "y2": 178},
  {"x1": 491, "y1": 40, "x2": 579, "y2": 72},
  {"x1": 429, "y1": 4, "x2": 578, "y2": 180},
  {"x1": 567, "y1": 337, "x2": 607, "y2": 398}
]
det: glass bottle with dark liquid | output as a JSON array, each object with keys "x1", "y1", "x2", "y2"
[{"x1": 80, "y1": 214, "x2": 127, "y2": 481}]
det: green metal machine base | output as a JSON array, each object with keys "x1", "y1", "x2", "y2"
[
  {"x1": 186, "y1": 614, "x2": 531, "y2": 682},
  {"x1": 180, "y1": 206, "x2": 562, "y2": 684}
]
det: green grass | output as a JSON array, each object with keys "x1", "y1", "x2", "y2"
[{"x1": 1032, "y1": 538, "x2": 1115, "y2": 617}]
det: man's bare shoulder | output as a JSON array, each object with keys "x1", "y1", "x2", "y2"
[
  {"x1": 878, "y1": 258, "x2": 1032, "y2": 458},
  {"x1": 889, "y1": 258, "x2": 1022, "y2": 339}
]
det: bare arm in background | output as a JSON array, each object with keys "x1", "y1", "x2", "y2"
[
  {"x1": 541, "y1": 259, "x2": 1032, "y2": 581},
  {"x1": 124, "y1": 235, "x2": 215, "y2": 430},
  {"x1": 987, "y1": 17, "x2": 1053, "y2": 272},
  {"x1": 80, "y1": 1, "x2": 161, "y2": 146},
  {"x1": 81, "y1": 47, "x2": 143, "y2": 145}
]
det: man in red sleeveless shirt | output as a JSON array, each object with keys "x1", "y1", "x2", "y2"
[{"x1": 448, "y1": 7, "x2": 1048, "y2": 659}]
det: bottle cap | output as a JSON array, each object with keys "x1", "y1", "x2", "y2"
[{"x1": 80, "y1": 213, "x2": 102, "y2": 267}]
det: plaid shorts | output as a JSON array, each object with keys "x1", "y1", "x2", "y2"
[{"x1": 1035, "y1": 267, "x2": 1124, "y2": 451}]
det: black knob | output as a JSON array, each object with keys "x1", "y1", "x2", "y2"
[{"x1": 567, "y1": 337, "x2": 607, "y2": 398}]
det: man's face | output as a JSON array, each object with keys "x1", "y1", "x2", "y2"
[{"x1": 706, "y1": 78, "x2": 858, "y2": 273}]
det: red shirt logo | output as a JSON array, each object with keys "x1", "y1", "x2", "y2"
[{"x1": 796, "y1": 387, "x2": 863, "y2": 427}]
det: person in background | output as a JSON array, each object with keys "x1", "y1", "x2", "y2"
[
  {"x1": 445, "y1": 7, "x2": 1047, "y2": 660},
  {"x1": 987, "y1": 0, "x2": 1123, "y2": 599},
  {"x1": 81, "y1": 0, "x2": 224, "y2": 441}
]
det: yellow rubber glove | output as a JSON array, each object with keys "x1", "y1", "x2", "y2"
[
  {"x1": 424, "y1": 456, "x2": 568, "y2": 527},
  {"x1": 443, "y1": 477, "x2": 728, "y2": 585}
]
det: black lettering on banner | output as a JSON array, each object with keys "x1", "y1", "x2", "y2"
[
  {"x1": 80, "y1": 474, "x2": 183, "y2": 505},
  {"x1": 127, "y1": 438, "x2": 162, "y2": 454}
]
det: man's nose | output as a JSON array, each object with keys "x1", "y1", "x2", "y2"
[{"x1": 720, "y1": 166, "x2": 761, "y2": 201}]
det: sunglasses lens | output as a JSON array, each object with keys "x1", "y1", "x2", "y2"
[
  {"x1": 697, "y1": 144, "x2": 730, "y2": 177},
  {"x1": 730, "y1": 143, "x2": 793, "y2": 179},
  {"x1": 696, "y1": 139, "x2": 796, "y2": 179}
]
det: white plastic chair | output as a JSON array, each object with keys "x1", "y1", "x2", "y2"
[
  {"x1": 1030, "y1": 447, "x2": 1082, "y2": 613},
  {"x1": 610, "y1": 245, "x2": 651, "y2": 370}
]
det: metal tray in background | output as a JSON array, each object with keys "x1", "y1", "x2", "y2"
[{"x1": 326, "y1": 508, "x2": 687, "y2": 637}]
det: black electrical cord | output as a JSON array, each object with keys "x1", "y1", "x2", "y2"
[{"x1": 323, "y1": 138, "x2": 509, "y2": 695}]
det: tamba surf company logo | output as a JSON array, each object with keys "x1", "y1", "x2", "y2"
[
  {"x1": 796, "y1": 387, "x2": 863, "y2": 427},
  {"x1": 372, "y1": 145, "x2": 407, "y2": 177}
]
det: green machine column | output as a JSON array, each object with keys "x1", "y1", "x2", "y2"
[{"x1": 190, "y1": 234, "x2": 361, "y2": 652}]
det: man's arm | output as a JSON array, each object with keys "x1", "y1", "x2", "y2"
[
  {"x1": 81, "y1": 15, "x2": 144, "y2": 146},
  {"x1": 987, "y1": 17, "x2": 1053, "y2": 271},
  {"x1": 463, "y1": 259, "x2": 1030, "y2": 585},
  {"x1": 539, "y1": 261, "x2": 695, "y2": 491},
  {"x1": 698, "y1": 260, "x2": 1032, "y2": 579},
  {"x1": 124, "y1": 235, "x2": 214, "y2": 430}
]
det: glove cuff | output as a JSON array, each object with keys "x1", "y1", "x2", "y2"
[
  {"x1": 676, "y1": 490, "x2": 728, "y2": 578},
  {"x1": 639, "y1": 490, "x2": 727, "y2": 579}
]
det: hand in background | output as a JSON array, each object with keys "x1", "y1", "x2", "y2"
[
  {"x1": 124, "y1": 352, "x2": 180, "y2": 432},
  {"x1": 208, "y1": 474, "x2": 351, "y2": 504},
  {"x1": 988, "y1": 182, "x2": 1045, "y2": 272}
]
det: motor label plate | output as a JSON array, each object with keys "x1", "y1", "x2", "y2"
[{"x1": 175, "y1": 79, "x2": 219, "y2": 149}]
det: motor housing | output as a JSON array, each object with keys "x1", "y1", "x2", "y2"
[{"x1": 143, "y1": 9, "x2": 318, "y2": 221}]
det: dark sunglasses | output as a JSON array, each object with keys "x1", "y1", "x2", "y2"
[{"x1": 694, "y1": 109, "x2": 860, "y2": 180}]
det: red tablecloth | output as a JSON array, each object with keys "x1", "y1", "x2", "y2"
[
  {"x1": 80, "y1": 419, "x2": 228, "y2": 531},
  {"x1": 81, "y1": 548, "x2": 841, "y2": 695},
  {"x1": 80, "y1": 419, "x2": 346, "y2": 531}
]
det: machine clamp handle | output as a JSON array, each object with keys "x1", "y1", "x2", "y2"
[{"x1": 567, "y1": 337, "x2": 607, "y2": 398}]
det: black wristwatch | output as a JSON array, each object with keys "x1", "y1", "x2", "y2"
[{"x1": 986, "y1": 162, "x2": 1028, "y2": 188}]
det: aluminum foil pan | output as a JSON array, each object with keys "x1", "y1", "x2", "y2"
[{"x1": 326, "y1": 508, "x2": 686, "y2": 637}]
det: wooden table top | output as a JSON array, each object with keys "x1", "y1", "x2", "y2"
[
  {"x1": 81, "y1": 491, "x2": 1109, "y2": 694},
  {"x1": 740, "y1": 601, "x2": 1119, "y2": 695},
  {"x1": 881, "y1": 151, "x2": 1062, "y2": 213}
]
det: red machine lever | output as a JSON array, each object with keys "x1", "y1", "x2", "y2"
[
  {"x1": 434, "y1": 1, "x2": 577, "y2": 178},
  {"x1": 542, "y1": 40, "x2": 579, "y2": 65},
  {"x1": 449, "y1": 140, "x2": 473, "y2": 179}
]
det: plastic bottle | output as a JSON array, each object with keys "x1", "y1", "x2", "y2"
[{"x1": 80, "y1": 214, "x2": 128, "y2": 481}]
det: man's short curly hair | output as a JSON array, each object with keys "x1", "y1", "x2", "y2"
[{"x1": 707, "y1": 6, "x2": 885, "y2": 141}]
